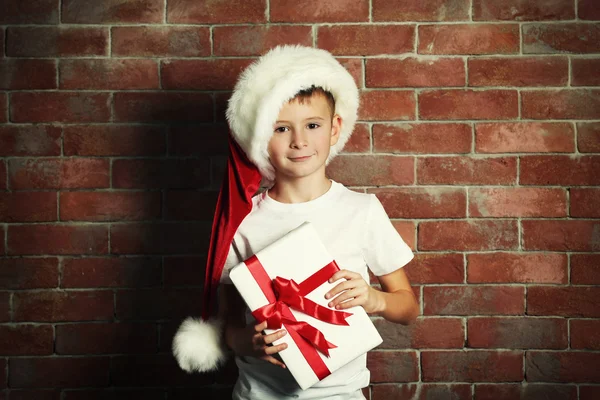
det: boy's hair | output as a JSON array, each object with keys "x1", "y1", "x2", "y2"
[{"x1": 291, "y1": 86, "x2": 336, "y2": 119}]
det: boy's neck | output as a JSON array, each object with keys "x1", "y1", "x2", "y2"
[{"x1": 267, "y1": 176, "x2": 333, "y2": 204}]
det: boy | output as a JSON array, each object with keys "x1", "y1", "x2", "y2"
[{"x1": 173, "y1": 45, "x2": 419, "y2": 399}]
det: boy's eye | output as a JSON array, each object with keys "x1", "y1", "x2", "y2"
[
  {"x1": 275, "y1": 126, "x2": 289, "y2": 133},
  {"x1": 307, "y1": 123, "x2": 320, "y2": 129}
]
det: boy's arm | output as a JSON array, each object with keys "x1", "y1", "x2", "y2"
[{"x1": 371, "y1": 266, "x2": 419, "y2": 325}]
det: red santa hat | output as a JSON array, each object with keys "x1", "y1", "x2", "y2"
[{"x1": 172, "y1": 45, "x2": 359, "y2": 373}]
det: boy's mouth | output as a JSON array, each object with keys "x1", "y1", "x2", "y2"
[{"x1": 288, "y1": 154, "x2": 313, "y2": 162}]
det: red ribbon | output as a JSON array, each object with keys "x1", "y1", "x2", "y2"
[{"x1": 245, "y1": 255, "x2": 353, "y2": 380}]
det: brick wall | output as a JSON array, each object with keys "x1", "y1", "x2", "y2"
[{"x1": 0, "y1": 0, "x2": 599, "y2": 399}]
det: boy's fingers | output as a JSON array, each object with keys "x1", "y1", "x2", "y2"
[
  {"x1": 263, "y1": 329, "x2": 287, "y2": 344},
  {"x1": 254, "y1": 320, "x2": 267, "y2": 332},
  {"x1": 263, "y1": 355, "x2": 287, "y2": 369},
  {"x1": 264, "y1": 342, "x2": 288, "y2": 355}
]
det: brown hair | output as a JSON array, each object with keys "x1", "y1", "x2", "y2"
[{"x1": 291, "y1": 86, "x2": 336, "y2": 118}]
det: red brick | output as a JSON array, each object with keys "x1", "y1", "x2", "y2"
[
  {"x1": 327, "y1": 155, "x2": 414, "y2": 186},
  {"x1": 9, "y1": 158, "x2": 109, "y2": 189},
  {"x1": 578, "y1": 122, "x2": 600, "y2": 152},
  {"x1": 366, "y1": 57, "x2": 465, "y2": 88},
  {"x1": 422, "y1": 350, "x2": 523, "y2": 381},
  {"x1": 112, "y1": 159, "x2": 210, "y2": 189},
  {"x1": 579, "y1": 0, "x2": 600, "y2": 20},
  {"x1": 373, "y1": 0, "x2": 469, "y2": 21},
  {"x1": 369, "y1": 187, "x2": 466, "y2": 218},
  {"x1": 475, "y1": 122, "x2": 574, "y2": 153},
  {"x1": 469, "y1": 56, "x2": 567, "y2": 86},
  {"x1": 0, "y1": 325, "x2": 53, "y2": 355},
  {"x1": 473, "y1": 0, "x2": 574, "y2": 21},
  {"x1": 523, "y1": 220, "x2": 600, "y2": 251},
  {"x1": 373, "y1": 123, "x2": 471, "y2": 154},
  {"x1": 318, "y1": 25, "x2": 415, "y2": 56},
  {"x1": 60, "y1": 59, "x2": 158, "y2": 90},
  {"x1": 0, "y1": 0, "x2": 59, "y2": 24},
  {"x1": 8, "y1": 224, "x2": 108, "y2": 256},
  {"x1": 359, "y1": 90, "x2": 415, "y2": 121},
  {"x1": 271, "y1": 0, "x2": 369, "y2": 22},
  {"x1": 522, "y1": 89, "x2": 600, "y2": 119},
  {"x1": 520, "y1": 155, "x2": 600, "y2": 185},
  {"x1": 367, "y1": 351, "x2": 418, "y2": 383},
  {"x1": 0, "y1": 293, "x2": 8, "y2": 322},
  {"x1": 0, "y1": 192, "x2": 56, "y2": 222},
  {"x1": 475, "y1": 384, "x2": 577, "y2": 400},
  {"x1": 111, "y1": 223, "x2": 210, "y2": 255},
  {"x1": 528, "y1": 286, "x2": 600, "y2": 317},
  {"x1": 572, "y1": 58, "x2": 600, "y2": 86},
  {"x1": 64, "y1": 125, "x2": 165, "y2": 156},
  {"x1": 571, "y1": 254, "x2": 600, "y2": 284},
  {"x1": 9, "y1": 357, "x2": 110, "y2": 388},
  {"x1": 13, "y1": 291, "x2": 113, "y2": 322},
  {"x1": 526, "y1": 351, "x2": 600, "y2": 382},
  {"x1": 391, "y1": 221, "x2": 416, "y2": 250},
  {"x1": 418, "y1": 156, "x2": 517, "y2": 185},
  {"x1": 0, "y1": 258, "x2": 58, "y2": 289},
  {"x1": 115, "y1": 289, "x2": 202, "y2": 319},
  {"x1": 62, "y1": 257, "x2": 161, "y2": 288},
  {"x1": 60, "y1": 191, "x2": 161, "y2": 222},
  {"x1": 424, "y1": 285, "x2": 523, "y2": 315},
  {"x1": 168, "y1": 124, "x2": 228, "y2": 157},
  {"x1": 0, "y1": 93, "x2": 6, "y2": 123},
  {"x1": 168, "y1": 0, "x2": 265, "y2": 23},
  {"x1": 342, "y1": 123, "x2": 369, "y2": 153},
  {"x1": 571, "y1": 188, "x2": 600, "y2": 217},
  {"x1": 402, "y1": 253, "x2": 464, "y2": 284},
  {"x1": 0, "y1": 59, "x2": 56, "y2": 89},
  {"x1": 8, "y1": 389, "x2": 61, "y2": 400},
  {"x1": 163, "y1": 256, "x2": 205, "y2": 287},
  {"x1": 62, "y1": 0, "x2": 163, "y2": 23},
  {"x1": 374, "y1": 317, "x2": 463, "y2": 349},
  {"x1": 11, "y1": 92, "x2": 110, "y2": 123},
  {"x1": 582, "y1": 386, "x2": 600, "y2": 400},
  {"x1": 336, "y1": 58, "x2": 364, "y2": 89},
  {"x1": 0, "y1": 30, "x2": 4, "y2": 59},
  {"x1": 112, "y1": 27, "x2": 210, "y2": 57},
  {"x1": 56, "y1": 323, "x2": 157, "y2": 354},
  {"x1": 7, "y1": 27, "x2": 107, "y2": 57},
  {"x1": 419, "y1": 220, "x2": 518, "y2": 251},
  {"x1": 419, "y1": 89, "x2": 518, "y2": 120},
  {"x1": 373, "y1": 384, "x2": 471, "y2": 400},
  {"x1": 161, "y1": 59, "x2": 252, "y2": 90},
  {"x1": 0, "y1": 125, "x2": 61, "y2": 156},
  {"x1": 468, "y1": 317, "x2": 567, "y2": 349},
  {"x1": 62, "y1": 389, "x2": 165, "y2": 400},
  {"x1": 213, "y1": 26, "x2": 312, "y2": 56},
  {"x1": 469, "y1": 187, "x2": 567, "y2": 217},
  {"x1": 113, "y1": 92, "x2": 213, "y2": 123},
  {"x1": 524, "y1": 23, "x2": 600, "y2": 53},
  {"x1": 467, "y1": 252, "x2": 567, "y2": 284},
  {"x1": 571, "y1": 319, "x2": 600, "y2": 350},
  {"x1": 165, "y1": 190, "x2": 218, "y2": 221},
  {"x1": 419, "y1": 24, "x2": 519, "y2": 55}
]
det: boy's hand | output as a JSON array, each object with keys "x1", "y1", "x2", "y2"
[
  {"x1": 324, "y1": 269, "x2": 383, "y2": 314},
  {"x1": 229, "y1": 320, "x2": 288, "y2": 369}
]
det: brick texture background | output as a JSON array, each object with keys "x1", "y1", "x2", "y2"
[{"x1": 0, "y1": 0, "x2": 599, "y2": 399}]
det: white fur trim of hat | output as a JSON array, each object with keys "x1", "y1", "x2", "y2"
[
  {"x1": 226, "y1": 45, "x2": 360, "y2": 182},
  {"x1": 172, "y1": 317, "x2": 227, "y2": 373}
]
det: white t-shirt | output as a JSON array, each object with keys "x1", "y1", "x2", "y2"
[{"x1": 220, "y1": 180, "x2": 414, "y2": 400}]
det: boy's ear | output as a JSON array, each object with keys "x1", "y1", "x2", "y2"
[{"x1": 330, "y1": 114, "x2": 342, "y2": 146}]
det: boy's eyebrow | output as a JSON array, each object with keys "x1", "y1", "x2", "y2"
[{"x1": 275, "y1": 116, "x2": 326, "y2": 123}]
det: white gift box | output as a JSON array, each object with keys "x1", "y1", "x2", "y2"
[{"x1": 229, "y1": 222, "x2": 383, "y2": 390}]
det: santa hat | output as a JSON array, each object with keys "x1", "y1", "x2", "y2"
[{"x1": 172, "y1": 45, "x2": 359, "y2": 373}]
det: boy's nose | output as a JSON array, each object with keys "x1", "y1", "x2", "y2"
[{"x1": 290, "y1": 130, "x2": 308, "y2": 148}]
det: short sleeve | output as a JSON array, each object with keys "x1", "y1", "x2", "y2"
[
  {"x1": 219, "y1": 241, "x2": 243, "y2": 284},
  {"x1": 362, "y1": 194, "x2": 414, "y2": 276}
]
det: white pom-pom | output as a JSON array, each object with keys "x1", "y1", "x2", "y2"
[{"x1": 172, "y1": 317, "x2": 227, "y2": 373}]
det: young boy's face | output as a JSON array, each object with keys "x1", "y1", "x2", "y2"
[{"x1": 267, "y1": 93, "x2": 341, "y2": 182}]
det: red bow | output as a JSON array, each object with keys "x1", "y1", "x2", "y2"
[{"x1": 252, "y1": 277, "x2": 352, "y2": 356}]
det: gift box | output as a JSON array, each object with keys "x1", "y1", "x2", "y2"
[{"x1": 229, "y1": 222, "x2": 383, "y2": 390}]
